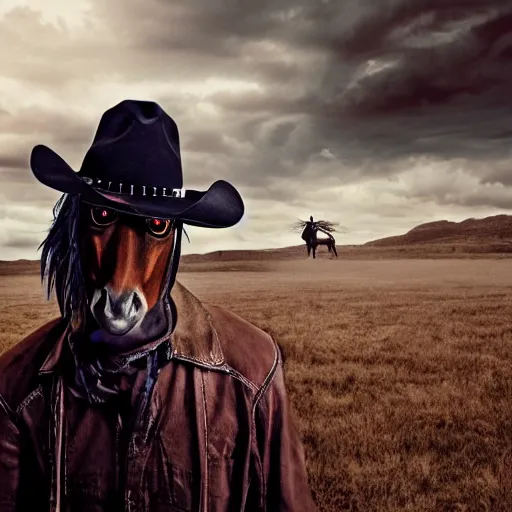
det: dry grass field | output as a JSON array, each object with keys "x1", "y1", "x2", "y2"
[{"x1": 1, "y1": 258, "x2": 512, "y2": 511}]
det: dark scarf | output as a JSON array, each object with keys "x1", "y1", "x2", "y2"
[{"x1": 68, "y1": 330, "x2": 173, "y2": 405}]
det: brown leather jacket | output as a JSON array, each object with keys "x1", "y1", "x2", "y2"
[{"x1": 0, "y1": 282, "x2": 317, "y2": 511}]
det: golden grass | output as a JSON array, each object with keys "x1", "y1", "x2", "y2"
[{"x1": 1, "y1": 259, "x2": 512, "y2": 511}]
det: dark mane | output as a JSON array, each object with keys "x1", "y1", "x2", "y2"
[
  {"x1": 39, "y1": 194, "x2": 87, "y2": 324},
  {"x1": 291, "y1": 218, "x2": 340, "y2": 233}
]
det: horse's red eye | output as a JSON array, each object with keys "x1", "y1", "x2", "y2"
[
  {"x1": 91, "y1": 207, "x2": 117, "y2": 226},
  {"x1": 147, "y1": 218, "x2": 172, "y2": 237}
]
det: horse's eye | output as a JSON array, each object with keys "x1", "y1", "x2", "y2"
[
  {"x1": 91, "y1": 207, "x2": 117, "y2": 227},
  {"x1": 147, "y1": 218, "x2": 172, "y2": 237}
]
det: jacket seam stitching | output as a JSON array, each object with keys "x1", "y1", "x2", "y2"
[
  {"x1": 200, "y1": 371, "x2": 210, "y2": 512},
  {"x1": 251, "y1": 336, "x2": 279, "y2": 508},
  {"x1": 16, "y1": 386, "x2": 43, "y2": 414},
  {"x1": 172, "y1": 355, "x2": 259, "y2": 393},
  {"x1": 225, "y1": 367, "x2": 259, "y2": 393},
  {"x1": 254, "y1": 336, "x2": 279, "y2": 406},
  {"x1": 173, "y1": 355, "x2": 227, "y2": 371}
]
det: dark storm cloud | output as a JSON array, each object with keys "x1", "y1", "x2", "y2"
[
  {"x1": 1, "y1": 0, "x2": 512, "y2": 258},
  {"x1": 100, "y1": 0, "x2": 512, "y2": 177},
  {"x1": 459, "y1": 194, "x2": 512, "y2": 210},
  {"x1": 481, "y1": 173, "x2": 512, "y2": 188},
  {"x1": 314, "y1": 103, "x2": 512, "y2": 171},
  {"x1": 4, "y1": 0, "x2": 512, "y2": 170},
  {"x1": 299, "y1": 2, "x2": 512, "y2": 175},
  {"x1": 321, "y1": 4, "x2": 512, "y2": 116},
  {"x1": 89, "y1": 0, "x2": 321, "y2": 90}
]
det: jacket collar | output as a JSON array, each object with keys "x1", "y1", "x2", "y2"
[
  {"x1": 169, "y1": 281, "x2": 224, "y2": 366},
  {"x1": 39, "y1": 281, "x2": 224, "y2": 375}
]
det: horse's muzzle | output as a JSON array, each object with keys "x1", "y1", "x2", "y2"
[{"x1": 90, "y1": 286, "x2": 148, "y2": 336}]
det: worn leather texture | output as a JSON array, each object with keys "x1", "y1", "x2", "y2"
[{"x1": 0, "y1": 282, "x2": 317, "y2": 511}]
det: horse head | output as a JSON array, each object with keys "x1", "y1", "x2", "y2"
[{"x1": 77, "y1": 201, "x2": 178, "y2": 349}]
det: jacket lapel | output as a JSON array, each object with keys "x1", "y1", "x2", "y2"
[{"x1": 170, "y1": 282, "x2": 224, "y2": 367}]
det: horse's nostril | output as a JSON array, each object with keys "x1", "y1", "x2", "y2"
[
  {"x1": 96, "y1": 287, "x2": 109, "y2": 310},
  {"x1": 131, "y1": 291, "x2": 143, "y2": 314}
]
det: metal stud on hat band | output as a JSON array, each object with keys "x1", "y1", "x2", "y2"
[{"x1": 80, "y1": 176, "x2": 186, "y2": 198}]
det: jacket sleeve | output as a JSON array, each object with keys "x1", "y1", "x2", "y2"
[
  {"x1": 255, "y1": 360, "x2": 318, "y2": 511},
  {"x1": 0, "y1": 395, "x2": 21, "y2": 511}
]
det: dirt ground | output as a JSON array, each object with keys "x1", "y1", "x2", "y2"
[{"x1": 1, "y1": 259, "x2": 511, "y2": 511}]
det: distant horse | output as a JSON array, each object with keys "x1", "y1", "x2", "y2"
[
  {"x1": 301, "y1": 217, "x2": 338, "y2": 259},
  {"x1": 312, "y1": 236, "x2": 338, "y2": 259}
]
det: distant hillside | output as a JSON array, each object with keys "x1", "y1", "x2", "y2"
[
  {"x1": 1, "y1": 215, "x2": 511, "y2": 275},
  {"x1": 182, "y1": 246, "x2": 304, "y2": 262},
  {"x1": 0, "y1": 259, "x2": 41, "y2": 276},
  {"x1": 183, "y1": 215, "x2": 512, "y2": 261},
  {"x1": 365, "y1": 215, "x2": 512, "y2": 252}
]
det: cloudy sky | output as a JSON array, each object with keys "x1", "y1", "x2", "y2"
[{"x1": 1, "y1": 0, "x2": 512, "y2": 259}]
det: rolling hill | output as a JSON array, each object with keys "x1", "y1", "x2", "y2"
[
  {"x1": 181, "y1": 214, "x2": 512, "y2": 262},
  {"x1": 365, "y1": 215, "x2": 512, "y2": 248},
  {"x1": 0, "y1": 214, "x2": 511, "y2": 275}
]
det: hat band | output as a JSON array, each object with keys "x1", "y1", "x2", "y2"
[{"x1": 81, "y1": 176, "x2": 186, "y2": 198}]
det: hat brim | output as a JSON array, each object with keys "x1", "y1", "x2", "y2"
[{"x1": 30, "y1": 144, "x2": 244, "y2": 228}]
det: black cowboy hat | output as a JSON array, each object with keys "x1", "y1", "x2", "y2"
[{"x1": 30, "y1": 100, "x2": 244, "y2": 228}]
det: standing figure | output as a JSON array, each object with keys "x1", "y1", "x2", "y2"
[
  {"x1": 301, "y1": 216, "x2": 317, "y2": 257},
  {"x1": 0, "y1": 100, "x2": 318, "y2": 511},
  {"x1": 300, "y1": 216, "x2": 338, "y2": 259}
]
